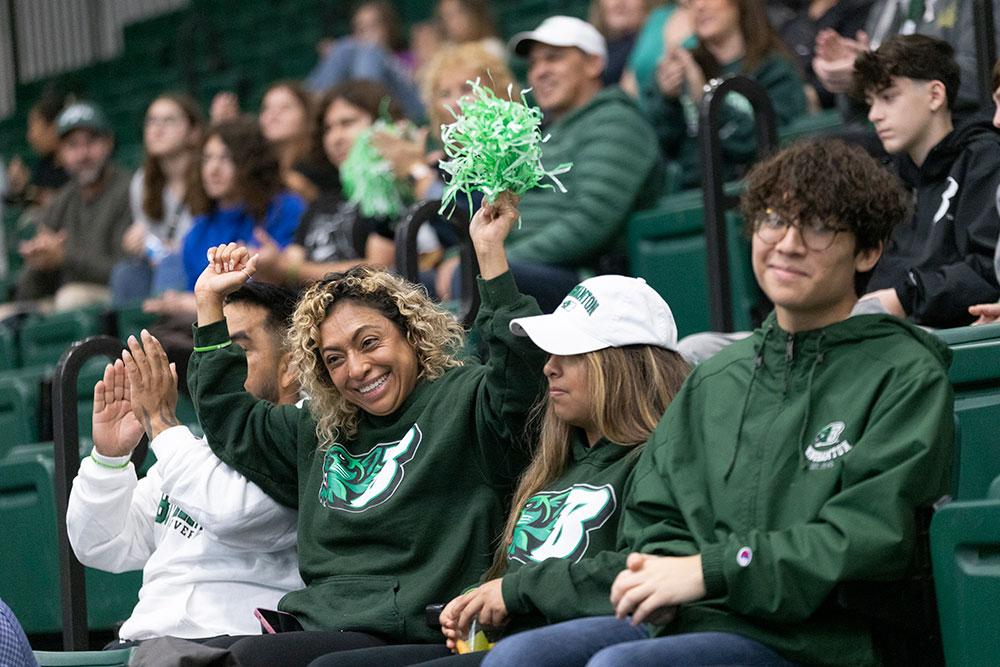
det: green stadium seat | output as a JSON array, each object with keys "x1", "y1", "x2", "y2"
[
  {"x1": 627, "y1": 185, "x2": 760, "y2": 337},
  {"x1": 778, "y1": 109, "x2": 844, "y2": 145},
  {"x1": 0, "y1": 365, "x2": 53, "y2": 457},
  {"x1": 34, "y1": 648, "x2": 135, "y2": 667},
  {"x1": 929, "y1": 323, "x2": 1000, "y2": 666},
  {"x1": 0, "y1": 442, "x2": 142, "y2": 635},
  {"x1": 931, "y1": 479, "x2": 1000, "y2": 667},
  {"x1": 934, "y1": 322, "x2": 1000, "y2": 500},
  {"x1": 0, "y1": 325, "x2": 17, "y2": 370},
  {"x1": 19, "y1": 307, "x2": 107, "y2": 368}
]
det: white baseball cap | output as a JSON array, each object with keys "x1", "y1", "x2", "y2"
[
  {"x1": 510, "y1": 275, "x2": 678, "y2": 355},
  {"x1": 508, "y1": 16, "x2": 608, "y2": 62}
]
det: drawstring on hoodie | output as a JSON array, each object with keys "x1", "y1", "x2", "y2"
[
  {"x1": 724, "y1": 325, "x2": 771, "y2": 480},
  {"x1": 796, "y1": 333, "x2": 827, "y2": 469}
]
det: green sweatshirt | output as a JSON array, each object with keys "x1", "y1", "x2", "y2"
[
  {"x1": 507, "y1": 87, "x2": 663, "y2": 272},
  {"x1": 639, "y1": 53, "x2": 807, "y2": 190},
  {"x1": 500, "y1": 433, "x2": 638, "y2": 626},
  {"x1": 624, "y1": 312, "x2": 954, "y2": 665},
  {"x1": 187, "y1": 272, "x2": 546, "y2": 642}
]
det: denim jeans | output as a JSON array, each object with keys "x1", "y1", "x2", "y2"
[
  {"x1": 481, "y1": 616, "x2": 648, "y2": 667},
  {"x1": 588, "y1": 630, "x2": 799, "y2": 666},
  {"x1": 110, "y1": 252, "x2": 187, "y2": 308},
  {"x1": 481, "y1": 616, "x2": 797, "y2": 667}
]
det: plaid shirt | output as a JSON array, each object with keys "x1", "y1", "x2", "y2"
[{"x1": 0, "y1": 599, "x2": 36, "y2": 667}]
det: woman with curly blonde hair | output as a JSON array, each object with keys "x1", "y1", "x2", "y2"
[
  {"x1": 310, "y1": 277, "x2": 690, "y2": 667},
  {"x1": 187, "y1": 192, "x2": 547, "y2": 666}
]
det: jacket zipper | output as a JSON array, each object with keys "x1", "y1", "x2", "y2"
[{"x1": 784, "y1": 334, "x2": 794, "y2": 396}]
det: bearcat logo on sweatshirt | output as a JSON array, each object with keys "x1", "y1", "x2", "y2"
[
  {"x1": 804, "y1": 421, "x2": 853, "y2": 467},
  {"x1": 319, "y1": 424, "x2": 421, "y2": 512},
  {"x1": 508, "y1": 484, "x2": 616, "y2": 564}
]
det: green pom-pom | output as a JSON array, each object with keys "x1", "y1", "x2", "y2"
[
  {"x1": 340, "y1": 121, "x2": 407, "y2": 218},
  {"x1": 438, "y1": 79, "x2": 572, "y2": 215}
]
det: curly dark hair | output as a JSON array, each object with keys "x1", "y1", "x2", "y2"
[
  {"x1": 192, "y1": 116, "x2": 282, "y2": 221},
  {"x1": 851, "y1": 34, "x2": 960, "y2": 110},
  {"x1": 741, "y1": 138, "x2": 907, "y2": 255}
]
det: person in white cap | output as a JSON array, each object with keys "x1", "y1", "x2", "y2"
[
  {"x1": 309, "y1": 271, "x2": 690, "y2": 667},
  {"x1": 436, "y1": 15, "x2": 664, "y2": 314}
]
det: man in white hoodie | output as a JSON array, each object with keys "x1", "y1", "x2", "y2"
[{"x1": 67, "y1": 282, "x2": 304, "y2": 643}]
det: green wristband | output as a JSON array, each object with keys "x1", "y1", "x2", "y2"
[
  {"x1": 193, "y1": 340, "x2": 233, "y2": 353},
  {"x1": 90, "y1": 451, "x2": 130, "y2": 470}
]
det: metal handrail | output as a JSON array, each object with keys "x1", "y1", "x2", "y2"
[
  {"x1": 394, "y1": 200, "x2": 480, "y2": 328},
  {"x1": 698, "y1": 75, "x2": 779, "y2": 332},
  {"x1": 52, "y1": 335, "x2": 148, "y2": 650},
  {"x1": 973, "y1": 0, "x2": 997, "y2": 111}
]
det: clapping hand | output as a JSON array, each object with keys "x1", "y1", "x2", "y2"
[
  {"x1": 121, "y1": 330, "x2": 180, "y2": 442},
  {"x1": 91, "y1": 360, "x2": 145, "y2": 458}
]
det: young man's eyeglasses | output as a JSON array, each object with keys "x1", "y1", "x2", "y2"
[{"x1": 753, "y1": 208, "x2": 848, "y2": 251}]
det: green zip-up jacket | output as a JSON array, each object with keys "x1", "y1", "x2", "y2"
[
  {"x1": 500, "y1": 433, "x2": 638, "y2": 626},
  {"x1": 639, "y1": 53, "x2": 807, "y2": 190},
  {"x1": 507, "y1": 87, "x2": 663, "y2": 272},
  {"x1": 624, "y1": 312, "x2": 954, "y2": 665},
  {"x1": 187, "y1": 272, "x2": 546, "y2": 642}
]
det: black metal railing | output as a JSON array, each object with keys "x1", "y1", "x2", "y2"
[
  {"x1": 974, "y1": 0, "x2": 997, "y2": 111},
  {"x1": 394, "y1": 200, "x2": 480, "y2": 328},
  {"x1": 52, "y1": 336, "x2": 148, "y2": 650},
  {"x1": 698, "y1": 76, "x2": 779, "y2": 332}
]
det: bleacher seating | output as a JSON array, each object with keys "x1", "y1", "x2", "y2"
[
  {"x1": 0, "y1": 442, "x2": 143, "y2": 635},
  {"x1": 928, "y1": 322, "x2": 1000, "y2": 666}
]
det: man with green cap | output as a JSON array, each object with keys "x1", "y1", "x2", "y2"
[{"x1": 15, "y1": 100, "x2": 132, "y2": 311}]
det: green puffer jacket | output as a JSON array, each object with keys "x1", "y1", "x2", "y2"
[
  {"x1": 507, "y1": 87, "x2": 663, "y2": 273},
  {"x1": 624, "y1": 312, "x2": 954, "y2": 665}
]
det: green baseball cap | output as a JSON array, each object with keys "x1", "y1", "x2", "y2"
[{"x1": 57, "y1": 101, "x2": 113, "y2": 138}]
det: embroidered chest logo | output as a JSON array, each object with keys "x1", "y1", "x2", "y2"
[
  {"x1": 508, "y1": 484, "x2": 616, "y2": 564},
  {"x1": 319, "y1": 424, "x2": 422, "y2": 512},
  {"x1": 804, "y1": 421, "x2": 854, "y2": 468}
]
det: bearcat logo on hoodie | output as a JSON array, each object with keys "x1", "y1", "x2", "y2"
[
  {"x1": 804, "y1": 421, "x2": 854, "y2": 467},
  {"x1": 508, "y1": 484, "x2": 616, "y2": 564},
  {"x1": 319, "y1": 424, "x2": 421, "y2": 512}
]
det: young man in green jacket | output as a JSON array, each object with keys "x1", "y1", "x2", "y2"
[{"x1": 481, "y1": 139, "x2": 954, "y2": 667}]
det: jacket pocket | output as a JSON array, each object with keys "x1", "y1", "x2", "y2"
[{"x1": 282, "y1": 575, "x2": 403, "y2": 638}]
